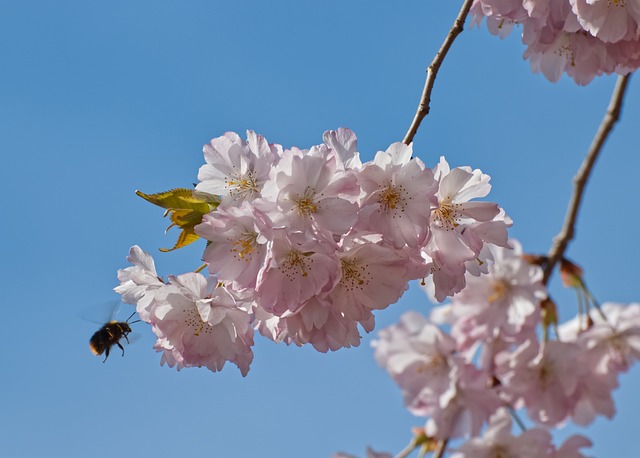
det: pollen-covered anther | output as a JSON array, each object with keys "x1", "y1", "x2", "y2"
[
  {"x1": 230, "y1": 233, "x2": 257, "y2": 261},
  {"x1": 416, "y1": 353, "x2": 448, "y2": 375},
  {"x1": 341, "y1": 259, "x2": 366, "y2": 289},
  {"x1": 294, "y1": 187, "x2": 318, "y2": 216},
  {"x1": 284, "y1": 250, "x2": 310, "y2": 278},
  {"x1": 226, "y1": 170, "x2": 258, "y2": 198},
  {"x1": 488, "y1": 279, "x2": 512, "y2": 303},
  {"x1": 433, "y1": 201, "x2": 461, "y2": 230},
  {"x1": 378, "y1": 184, "x2": 405, "y2": 212}
]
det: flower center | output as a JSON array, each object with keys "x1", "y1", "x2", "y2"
[
  {"x1": 488, "y1": 279, "x2": 511, "y2": 303},
  {"x1": 295, "y1": 187, "x2": 318, "y2": 216},
  {"x1": 378, "y1": 182, "x2": 405, "y2": 212},
  {"x1": 340, "y1": 259, "x2": 367, "y2": 290},
  {"x1": 282, "y1": 250, "x2": 310, "y2": 279},
  {"x1": 433, "y1": 199, "x2": 461, "y2": 230},
  {"x1": 230, "y1": 232, "x2": 257, "y2": 261},
  {"x1": 226, "y1": 170, "x2": 258, "y2": 198}
]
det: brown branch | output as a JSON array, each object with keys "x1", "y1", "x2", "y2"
[
  {"x1": 543, "y1": 73, "x2": 632, "y2": 284},
  {"x1": 403, "y1": 0, "x2": 474, "y2": 145}
]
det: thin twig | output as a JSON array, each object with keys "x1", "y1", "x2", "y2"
[
  {"x1": 403, "y1": 0, "x2": 474, "y2": 145},
  {"x1": 543, "y1": 73, "x2": 632, "y2": 284}
]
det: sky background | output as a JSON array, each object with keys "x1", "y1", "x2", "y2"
[{"x1": 1, "y1": 1, "x2": 639, "y2": 457}]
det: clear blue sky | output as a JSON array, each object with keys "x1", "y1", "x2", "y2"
[{"x1": 1, "y1": 1, "x2": 638, "y2": 457}]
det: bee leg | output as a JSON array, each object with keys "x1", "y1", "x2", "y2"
[
  {"x1": 117, "y1": 341, "x2": 125, "y2": 357},
  {"x1": 123, "y1": 333, "x2": 131, "y2": 345},
  {"x1": 103, "y1": 347, "x2": 110, "y2": 363}
]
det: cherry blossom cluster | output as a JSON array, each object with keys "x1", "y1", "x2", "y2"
[
  {"x1": 373, "y1": 240, "x2": 640, "y2": 455},
  {"x1": 471, "y1": 0, "x2": 640, "y2": 84},
  {"x1": 114, "y1": 128, "x2": 510, "y2": 376}
]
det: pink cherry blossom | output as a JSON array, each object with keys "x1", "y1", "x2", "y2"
[
  {"x1": 195, "y1": 201, "x2": 272, "y2": 290},
  {"x1": 255, "y1": 229, "x2": 340, "y2": 315},
  {"x1": 151, "y1": 272, "x2": 254, "y2": 376},
  {"x1": 356, "y1": 142, "x2": 437, "y2": 249},
  {"x1": 196, "y1": 130, "x2": 280, "y2": 204},
  {"x1": 114, "y1": 245, "x2": 166, "y2": 322},
  {"x1": 255, "y1": 296, "x2": 363, "y2": 352},
  {"x1": 259, "y1": 147, "x2": 360, "y2": 237},
  {"x1": 451, "y1": 408, "x2": 553, "y2": 458},
  {"x1": 372, "y1": 311, "x2": 461, "y2": 416}
]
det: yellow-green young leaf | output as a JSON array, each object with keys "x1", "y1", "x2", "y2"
[
  {"x1": 136, "y1": 188, "x2": 221, "y2": 252},
  {"x1": 136, "y1": 188, "x2": 220, "y2": 213}
]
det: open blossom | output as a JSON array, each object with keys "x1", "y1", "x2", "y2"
[
  {"x1": 450, "y1": 240, "x2": 546, "y2": 349},
  {"x1": 373, "y1": 311, "x2": 461, "y2": 416},
  {"x1": 558, "y1": 302, "x2": 640, "y2": 374},
  {"x1": 496, "y1": 339, "x2": 589, "y2": 426},
  {"x1": 423, "y1": 157, "x2": 510, "y2": 300},
  {"x1": 473, "y1": 0, "x2": 640, "y2": 84},
  {"x1": 255, "y1": 229, "x2": 340, "y2": 315},
  {"x1": 259, "y1": 147, "x2": 360, "y2": 237},
  {"x1": 329, "y1": 240, "x2": 412, "y2": 331},
  {"x1": 425, "y1": 363, "x2": 502, "y2": 440},
  {"x1": 196, "y1": 131, "x2": 280, "y2": 204},
  {"x1": 451, "y1": 408, "x2": 553, "y2": 458},
  {"x1": 355, "y1": 142, "x2": 437, "y2": 249},
  {"x1": 255, "y1": 296, "x2": 363, "y2": 352},
  {"x1": 195, "y1": 201, "x2": 272, "y2": 290},
  {"x1": 152, "y1": 272, "x2": 254, "y2": 376}
]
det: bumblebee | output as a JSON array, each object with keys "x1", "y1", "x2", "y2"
[{"x1": 89, "y1": 311, "x2": 139, "y2": 362}]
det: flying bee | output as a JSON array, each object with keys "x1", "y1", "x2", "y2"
[{"x1": 89, "y1": 311, "x2": 140, "y2": 363}]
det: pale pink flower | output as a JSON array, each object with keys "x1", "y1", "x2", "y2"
[
  {"x1": 255, "y1": 296, "x2": 362, "y2": 352},
  {"x1": 195, "y1": 201, "x2": 272, "y2": 290},
  {"x1": 425, "y1": 363, "x2": 502, "y2": 439},
  {"x1": 497, "y1": 340, "x2": 586, "y2": 426},
  {"x1": 322, "y1": 127, "x2": 363, "y2": 171},
  {"x1": 114, "y1": 245, "x2": 166, "y2": 322},
  {"x1": 450, "y1": 240, "x2": 546, "y2": 348},
  {"x1": 373, "y1": 311, "x2": 460, "y2": 416},
  {"x1": 259, "y1": 147, "x2": 360, "y2": 237},
  {"x1": 329, "y1": 240, "x2": 411, "y2": 330},
  {"x1": 559, "y1": 302, "x2": 640, "y2": 374},
  {"x1": 255, "y1": 229, "x2": 340, "y2": 315},
  {"x1": 451, "y1": 408, "x2": 553, "y2": 458},
  {"x1": 196, "y1": 130, "x2": 280, "y2": 203},
  {"x1": 356, "y1": 142, "x2": 437, "y2": 249},
  {"x1": 151, "y1": 272, "x2": 254, "y2": 376},
  {"x1": 571, "y1": 0, "x2": 640, "y2": 43}
]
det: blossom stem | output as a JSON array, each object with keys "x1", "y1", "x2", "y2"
[
  {"x1": 507, "y1": 405, "x2": 527, "y2": 432},
  {"x1": 394, "y1": 442, "x2": 417, "y2": 458},
  {"x1": 432, "y1": 439, "x2": 448, "y2": 458},
  {"x1": 543, "y1": 73, "x2": 632, "y2": 285},
  {"x1": 403, "y1": 0, "x2": 474, "y2": 145},
  {"x1": 194, "y1": 263, "x2": 208, "y2": 273}
]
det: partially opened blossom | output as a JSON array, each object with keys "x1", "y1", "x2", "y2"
[
  {"x1": 114, "y1": 245, "x2": 167, "y2": 322},
  {"x1": 196, "y1": 130, "x2": 280, "y2": 203},
  {"x1": 322, "y1": 127, "x2": 363, "y2": 171}
]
